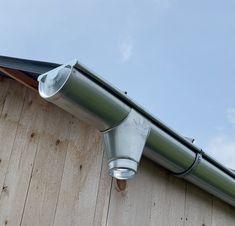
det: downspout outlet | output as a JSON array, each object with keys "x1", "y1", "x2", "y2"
[
  {"x1": 108, "y1": 159, "x2": 138, "y2": 180},
  {"x1": 103, "y1": 109, "x2": 151, "y2": 180}
]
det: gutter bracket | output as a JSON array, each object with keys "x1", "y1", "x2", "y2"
[{"x1": 173, "y1": 151, "x2": 202, "y2": 178}]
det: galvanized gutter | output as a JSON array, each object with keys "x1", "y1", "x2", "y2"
[{"x1": 0, "y1": 56, "x2": 234, "y2": 207}]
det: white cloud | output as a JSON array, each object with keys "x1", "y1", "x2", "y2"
[
  {"x1": 206, "y1": 135, "x2": 235, "y2": 169},
  {"x1": 227, "y1": 108, "x2": 235, "y2": 125},
  {"x1": 119, "y1": 36, "x2": 133, "y2": 63}
]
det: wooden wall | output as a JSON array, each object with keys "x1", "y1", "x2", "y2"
[{"x1": 0, "y1": 79, "x2": 234, "y2": 226}]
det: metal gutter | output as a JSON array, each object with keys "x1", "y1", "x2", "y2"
[
  {"x1": 0, "y1": 55, "x2": 234, "y2": 207},
  {"x1": 74, "y1": 61, "x2": 235, "y2": 179}
]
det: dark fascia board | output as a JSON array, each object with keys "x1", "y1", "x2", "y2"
[
  {"x1": 0, "y1": 55, "x2": 234, "y2": 179},
  {"x1": 0, "y1": 55, "x2": 60, "y2": 77}
]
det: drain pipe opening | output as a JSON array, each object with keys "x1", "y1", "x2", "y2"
[{"x1": 108, "y1": 159, "x2": 137, "y2": 180}]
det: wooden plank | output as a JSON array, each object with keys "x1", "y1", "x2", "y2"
[
  {"x1": 0, "y1": 78, "x2": 10, "y2": 116},
  {"x1": 106, "y1": 158, "x2": 155, "y2": 226},
  {"x1": 0, "y1": 67, "x2": 38, "y2": 92},
  {"x1": 212, "y1": 197, "x2": 235, "y2": 226},
  {"x1": 149, "y1": 174, "x2": 186, "y2": 226},
  {"x1": 0, "y1": 81, "x2": 26, "y2": 206},
  {"x1": 53, "y1": 119, "x2": 104, "y2": 226},
  {"x1": 20, "y1": 102, "x2": 72, "y2": 226},
  {"x1": 92, "y1": 153, "x2": 112, "y2": 226},
  {"x1": 0, "y1": 89, "x2": 45, "y2": 226},
  {"x1": 184, "y1": 183, "x2": 213, "y2": 226},
  {"x1": 107, "y1": 158, "x2": 187, "y2": 226}
]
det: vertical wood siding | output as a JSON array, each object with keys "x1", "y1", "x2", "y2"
[{"x1": 0, "y1": 79, "x2": 234, "y2": 226}]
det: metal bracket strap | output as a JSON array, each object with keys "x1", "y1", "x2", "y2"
[{"x1": 173, "y1": 151, "x2": 202, "y2": 178}]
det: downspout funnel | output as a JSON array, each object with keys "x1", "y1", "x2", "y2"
[{"x1": 103, "y1": 109, "x2": 150, "y2": 179}]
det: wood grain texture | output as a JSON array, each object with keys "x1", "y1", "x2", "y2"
[
  {"x1": 0, "y1": 78, "x2": 10, "y2": 115},
  {"x1": 53, "y1": 119, "x2": 104, "y2": 226},
  {"x1": 149, "y1": 172, "x2": 186, "y2": 226},
  {"x1": 0, "y1": 79, "x2": 234, "y2": 226},
  {"x1": 212, "y1": 197, "x2": 235, "y2": 226},
  {"x1": 0, "y1": 90, "x2": 44, "y2": 226},
  {"x1": 107, "y1": 159, "x2": 187, "y2": 226},
  {"x1": 0, "y1": 67, "x2": 38, "y2": 92},
  {"x1": 184, "y1": 183, "x2": 213, "y2": 226},
  {"x1": 92, "y1": 153, "x2": 112, "y2": 226},
  {"x1": 106, "y1": 159, "x2": 155, "y2": 226},
  {"x1": 20, "y1": 101, "x2": 72, "y2": 226},
  {"x1": 0, "y1": 81, "x2": 26, "y2": 221}
]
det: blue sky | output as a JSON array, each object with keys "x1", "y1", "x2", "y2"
[{"x1": 1, "y1": 0, "x2": 235, "y2": 168}]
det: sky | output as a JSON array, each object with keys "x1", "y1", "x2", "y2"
[{"x1": 0, "y1": 0, "x2": 235, "y2": 169}]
